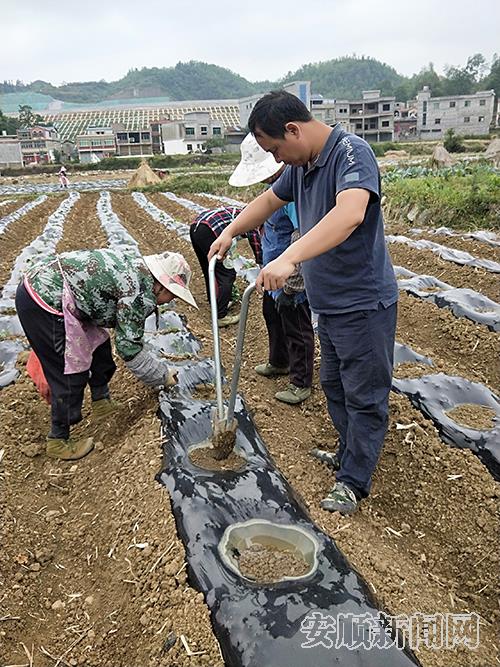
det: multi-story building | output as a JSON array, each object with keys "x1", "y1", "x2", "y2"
[
  {"x1": 75, "y1": 126, "x2": 117, "y2": 163},
  {"x1": 114, "y1": 125, "x2": 153, "y2": 157},
  {"x1": 416, "y1": 87, "x2": 496, "y2": 138},
  {"x1": 161, "y1": 112, "x2": 224, "y2": 155},
  {"x1": 341, "y1": 91, "x2": 395, "y2": 142},
  {"x1": 0, "y1": 135, "x2": 24, "y2": 169},
  {"x1": 394, "y1": 102, "x2": 418, "y2": 141},
  {"x1": 310, "y1": 95, "x2": 338, "y2": 125},
  {"x1": 309, "y1": 90, "x2": 395, "y2": 141},
  {"x1": 16, "y1": 125, "x2": 61, "y2": 164}
]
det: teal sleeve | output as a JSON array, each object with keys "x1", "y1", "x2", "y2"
[{"x1": 284, "y1": 202, "x2": 299, "y2": 230}]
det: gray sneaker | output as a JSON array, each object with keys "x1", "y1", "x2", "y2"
[
  {"x1": 254, "y1": 362, "x2": 289, "y2": 377},
  {"x1": 310, "y1": 448, "x2": 340, "y2": 471},
  {"x1": 275, "y1": 384, "x2": 311, "y2": 405},
  {"x1": 320, "y1": 482, "x2": 358, "y2": 515},
  {"x1": 218, "y1": 313, "x2": 240, "y2": 327}
]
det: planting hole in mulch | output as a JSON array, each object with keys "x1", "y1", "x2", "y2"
[
  {"x1": 189, "y1": 442, "x2": 246, "y2": 472},
  {"x1": 445, "y1": 403, "x2": 497, "y2": 430},
  {"x1": 237, "y1": 543, "x2": 310, "y2": 584}
]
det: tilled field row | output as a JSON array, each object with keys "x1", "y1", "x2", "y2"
[
  {"x1": 388, "y1": 243, "x2": 499, "y2": 302},
  {"x1": 2, "y1": 193, "x2": 224, "y2": 667},
  {"x1": 56, "y1": 192, "x2": 108, "y2": 252},
  {"x1": 385, "y1": 220, "x2": 500, "y2": 263},
  {"x1": 0, "y1": 198, "x2": 25, "y2": 219},
  {"x1": 0, "y1": 196, "x2": 64, "y2": 290}
]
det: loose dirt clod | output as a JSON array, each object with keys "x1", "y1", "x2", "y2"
[
  {"x1": 189, "y1": 445, "x2": 245, "y2": 472},
  {"x1": 211, "y1": 429, "x2": 237, "y2": 460},
  {"x1": 445, "y1": 403, "x2": 497, "y2": 430},
  {"x1": 238, "y1": 543, "x2": 310, "y2": 583}
]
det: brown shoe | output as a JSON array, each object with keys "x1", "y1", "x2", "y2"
[{"x1": 46, "y1": 436, "x2": 94, "y2": 461}]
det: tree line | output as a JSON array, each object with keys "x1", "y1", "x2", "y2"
[{"x1": 1, "y1": 55, "x2": 499, "y2": 107}]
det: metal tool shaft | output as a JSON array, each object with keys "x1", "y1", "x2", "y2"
[
  {"x1": 226, "y1": 282, "x2": 256, "y2": 424},
  {"x1": 208, "y1": 256, "x2": 224, "y2": 421}
]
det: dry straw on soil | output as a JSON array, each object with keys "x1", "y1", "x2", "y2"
[
  {"x1": 484, "y1": 137, "x2": 500, "y2": 166},
  {"x1": 128, "y1": 160, "x2": 162, "y2": 189},
  {"x1": 431, "y1": 145, "x2": 456, "y2": 168}
]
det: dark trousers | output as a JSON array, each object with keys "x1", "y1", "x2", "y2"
[
  {"x1": 15, "y1": 282, "x2": 116, "y2": 439},
  {"x1": 189, "y1": 223, "x2": 235, "y2": 318},
  {"x1": 317, "y1": 302, "x2": 397, "y2": 498},
  {"x1": 262, "y1": 291, "x2": 314, "y2": 388}
]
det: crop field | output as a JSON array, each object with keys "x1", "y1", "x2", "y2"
[{"x1": 0, "y1": 180, "x2": 499, "y2": 667}]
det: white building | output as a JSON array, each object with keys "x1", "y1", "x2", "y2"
[
  {"x1": 416, "y1": 87, "x2": 496, "y2": 138},
  {"x1": 76, "y1": 126, "x2": 116, "y2": 163},
  {"x1": 0, "y1": 136, "x2": 24, "y2": 169},
  {"x1": 161, "y1": 112, "x2": 224, "y2": 155}
]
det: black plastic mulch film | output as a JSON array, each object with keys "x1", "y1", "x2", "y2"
[
  {"x1": 156, "y1": 307, "x2": 420, "y2": 666},
  {"x1": 0, "y1": 339, "x2": 23, "y2": 388},
  {"x1": 394, "y1": 266, "x2": 500, "y2": 332},
  {"x1": 393, "y1": 373, "x2": 500, "y2": 481},
  {"x1": 158, "y1": 392, "x2": 421, "y2": 667}
]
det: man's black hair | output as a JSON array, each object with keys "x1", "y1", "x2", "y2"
[{"x1": 248, "y1": 90, "x2": 312, "y2": 138}]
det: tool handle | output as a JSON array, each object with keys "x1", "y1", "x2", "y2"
[
  {"x1": 208, "y1": 256, "x2": 224, "y2": 421},
  {"x1": 227, "y1": 282, "x2": 256, "y2": 423}
]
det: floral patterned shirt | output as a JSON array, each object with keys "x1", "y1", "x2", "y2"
[{"x1": 27, "y1": 248, "x2": 156, "y2": 361}]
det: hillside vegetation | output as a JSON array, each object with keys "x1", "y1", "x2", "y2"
[{"x1": 1, "y1": 54, "x2": 498, "y2": 106}]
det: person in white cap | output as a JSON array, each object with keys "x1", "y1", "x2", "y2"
[
  {"x1": 228, "y1": 134, "x2": 314, "y2": 405},
  {"x1": 15, "y1": 248, "x2": 197, "y2": 461}
]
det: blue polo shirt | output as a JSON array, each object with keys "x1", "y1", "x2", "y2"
[{"x1": 272, "y1": 124, "x2": 398, "y2": 315}]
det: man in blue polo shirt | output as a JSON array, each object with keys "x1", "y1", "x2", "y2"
[{"x1": 209, "y1": 90, "x2": 398, "y2": 515}]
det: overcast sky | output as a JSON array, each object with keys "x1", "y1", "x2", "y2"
[{"x1": 2, "y1": 0, "x2": 499, "y2": 86}]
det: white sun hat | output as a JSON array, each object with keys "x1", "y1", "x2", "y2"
[
  {"x1": 143, "y1": 252, "x2": 198, "y2": 309},
  {"x1": 229, "y1": 133, "x2": 284, "y2": 187}
]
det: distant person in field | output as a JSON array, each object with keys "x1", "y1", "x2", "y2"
[
  {"x1": 16, "y1": 249, "x2": 197, "y2": 461},
  {"x1": 58, "y1": 165, "x2": 69, "y2": 189},
  {"x1": 209, "y1": 90, "x2": 398, "y2": 515},
  {"x1": 228, "y1": 133, "x2": 314, "y2": 405}
]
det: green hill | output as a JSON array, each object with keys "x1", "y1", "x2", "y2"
[
  {"x1": 0, "y1": 57, "x2": 404, "y2": 106},
  {"x1": 1, "y1": 55, "x2": 497, "y2": 109},
  {"x1": 281, "y1": 56, "x2": 405, "y2": 98},
  {"x1": 0, "y1": 62, "x2": 270, "y2": 106}
]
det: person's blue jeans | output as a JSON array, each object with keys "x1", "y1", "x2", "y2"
[{"x1": 317, "y1": 302, "x2": 397, "y2": 498}]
